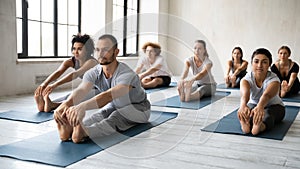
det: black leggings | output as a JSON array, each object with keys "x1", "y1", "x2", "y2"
[{"x1": 247, "y1": 104, "x2": 285, "y2": 131}]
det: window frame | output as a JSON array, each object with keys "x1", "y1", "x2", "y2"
[
  {"x1": 17, "y1": 0, "x2": 81, "y2": 58},
  {"x1": 113, "y1": 0, "x2": 140, "y2": 57}
]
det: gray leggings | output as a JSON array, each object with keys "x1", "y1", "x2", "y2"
[
  {"x1": 192, "y1": 83, "x2": 217, "y2": 98},
  {"x1": 247, "y1": 104, "x2": 285, "y2": 131},
  {"x1": 83, "y1": 99, "x2": 151, "y2": 138}
]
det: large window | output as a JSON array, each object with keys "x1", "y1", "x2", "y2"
[
  {"x1": 113, "y1": 0, "x2": 139, "y2": 57},
  {"x1": 16, "y1": 0, "x2": 80, "y2": 58}
]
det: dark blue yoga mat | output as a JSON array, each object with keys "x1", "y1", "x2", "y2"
[
  {"x1": 201, "y1": 106, "x2": 300, "y2": 140},
  {"x1": 0, "y1": 110, "x2": 53, "y2": 123},
  {"x1": 282, "y1": 93, "x2": 300, "y2": 103},
  {"x1": 217, "y1": 83, "x2": 240, "y2": 90},
  {"x1": 152, "y1": 91, "x2": 231, "y2": 110},
  {"x1": 145, "y1": 81, "x2": 177, "y2": 94},
  {"x1": 0, "y1": 110, "x2": 177, "y2": 167}
]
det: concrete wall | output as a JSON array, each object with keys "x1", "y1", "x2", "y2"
[{"x1": 167, "y1": 0, "x2": 300, "y2": 83}]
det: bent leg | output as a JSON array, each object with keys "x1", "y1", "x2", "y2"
[
  {"x1": 142, "y1": 78, "x2": 164, "y2": 89},
  {"x1": 84, "y1": 100, "x2": 151, "y2": 138},
  {"x1": 44, "y1": 94, "x2": 60, "y2": 112},
  {"x1": 187, "y1": 84, "x2": 216, "y2": 101}
]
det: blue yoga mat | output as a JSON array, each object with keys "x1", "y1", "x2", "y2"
[
  {"x1": 201, "y1": 106, "x2": 300, "y2": 140},
  {"x1": 282, "y1": 93, "x2": 300, "y2": 103},
  {"x1": 152, "y1": 91, "x2": 231, "y2": 110},
  {"x1": 145, "y1": 81, "x2": 177, "y2": 94},
  {"x1": 0, "y1": 110, "x2": 177, "y2": 167},
  {"x1": 217, "y1": 83, "x2": 240, "y2": 90},
  {"x1": 0, "y1": 110, "x2": 53, "y2": 123}
]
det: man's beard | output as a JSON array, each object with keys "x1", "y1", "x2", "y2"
[{"x1": 99, "y1": 53, "x2": 115, "y2": 65}]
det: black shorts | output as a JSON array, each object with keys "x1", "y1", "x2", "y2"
[{"x1": 150, "y1": 76, "x2": 171, "y2": 87}]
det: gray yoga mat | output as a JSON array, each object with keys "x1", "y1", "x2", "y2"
[
  {"x1": 201, "y1": 105, "x2": 300, "y2": 140},
  {"x1": 152, "y1": 91, "x2": 231, "y2": 110},
  {"x1": 0, "y1": 110, "x2": 178, "y2": 167}
]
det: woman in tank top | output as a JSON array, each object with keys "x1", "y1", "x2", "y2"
[
  {"x1": 271, "y1": 46, "x2": 300, "y2": 97},
  {"x1": 224, "y1": 47, "x2": 248, "y2": 88},
  {"x1": 177, "y1": 40, "x2": 216, "y2": 102},
  {"x1": 34, "y1": 34, "x2": 98, "y2": 112}
]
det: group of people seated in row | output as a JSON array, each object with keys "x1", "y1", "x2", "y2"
[{"x1": 33, "y1": 33, "x2": 299, "y2": 143}]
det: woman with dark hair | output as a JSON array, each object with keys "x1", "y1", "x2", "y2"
[
  {"x1": 238, "y1": 48, "x2": 285, "y2": 135},
  {"x1": 135, "y1": 42, "x2": 171, "y2": 89},
  {"x1": 224, "y1": 47, "x2": 248, "y2": 88},
  {"x1": 271, "y1": 46, "x2": 300, "y2": 97},
  {"x1": 177, "y1": 40, "x2": 216, "y2": 102},
  {"x1": 34, "y1": 33, "x2": 98, "y2": 112}
]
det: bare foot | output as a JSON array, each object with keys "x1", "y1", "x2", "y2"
[
  {"x1": 72, "y1": 125, "x2": 89, "y2": 143},
  {"x1": 184, "y1": 82, "x2": 193, "y2": 102},
  {"x1": 251, "y1": 123, "x2": 266, "y2": 135},
  {"x1": 280, "y1": 81, "x2": 289, "y2": 97},
  {"x1": 178, "y1": 81, "x2": 185, "y2": 102},
  {"x1": 34, "y1": 94, "x2": 45, "y2": 112},
  {"x1": 240, "y1": 120, "x2": 251, "y2": 134},
  {"x1": 57, "y1": 124, "x2": 73, "y2": 141},
  {"x1": 43, "y1": 93, "x2": 60, "y2": 112}
]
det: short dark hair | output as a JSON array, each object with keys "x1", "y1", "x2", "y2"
[
  {"x1": 232, "y1": 46, "x2": 243, "y2": 63},
  {"x1": 251, "y1": 48, "x2": 272, "y2": 66},
  {"x1": 98, "y1": 34, "x2": 118, "y2": 49},
  {"x1": 71, "y1": 33, "x2": 94, "y2": 56},
  {"x1": 278, "y1": 46, "x2": 291, "y2": 56}
]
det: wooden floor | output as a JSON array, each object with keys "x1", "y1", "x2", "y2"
[{"x1": 0, "y1": 87, "x2": 300, "y2": 169}]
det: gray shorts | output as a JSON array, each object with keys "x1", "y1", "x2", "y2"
[
  {"x1": 192, "y1": 83, "x2": 217, "y2": 98},
  {"x1": 83, "y1": 99, "x2": 151, "y2": 138}
]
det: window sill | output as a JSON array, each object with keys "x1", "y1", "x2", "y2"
[
  {"x1": 16, "y1": 56, "x2": 139, "y2": 64},
  {"x1": 16, "y1": 58, "x2": 68, "y2": 64}
]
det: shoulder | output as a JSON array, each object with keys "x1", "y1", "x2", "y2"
[
  {"x1": 242, "y1": 60, "x2": 248, "y2": 65},
  {"x1": 204, "y1": 57, "x2": 213, "y2": 65},
  {"x1": 185, "y1": 56, "x2": 193, "y2": 65},
  {"x1": 227, "y1": 60, "x2": 233, "y2": 66},
  {"x1": 266, "y1": 71, "x2": 280, "y2": 82},
  {"x1": 62, "y1": 57, "x2": 75, "y2": 67}
]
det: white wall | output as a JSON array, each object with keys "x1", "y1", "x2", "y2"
[
  {"x1": 167, "y1": 0, "x2": 300, "y2": 83},
  {"x1": 2, "y1": 0, "x2": 299, "y2": 96}
]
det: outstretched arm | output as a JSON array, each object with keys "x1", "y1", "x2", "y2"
[
  {"x1": 251, "y1": 81, "x2": 280, "y2": 124},
  {"x1": 43, "y1": 59, "x2": 98, "y2": 95},
  {"x1": 287, "y1": 72, "x2": 298, "y2": 91},
  {"x1": 139, "y1": 64, "x2": 162, "y2": 79},
  {"x1": 180, "y1": 61, "x2": 190, "y2": 80},
  {"x1": 54, "y1": 81, "x2": 94, "y2": 125},
  {"x1": 232, "y1": 60, "x2": 248, "y2": 77},
  {"x1": 66, "y1": 84, "x2": 133, "y2": 126},
  {"x1": 191, "y1": 63, "x2": 212, "y2": 81},
  {"x1": 238, "y1": 79, "x2": 251, "y2": 122},
  {"x1": 35, "y1": 59, "x2": 73, "y2": 96}
]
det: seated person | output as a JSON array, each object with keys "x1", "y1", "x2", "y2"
[
  {"x1": 177, "y1": 40, "x2": 216, "y2": 102},
  {"x1": 224, "y1": 47, "x2": 248, "y2": 88},
  {"x1": 135, "y1": 42, "x2": 171, "y2": 89},
  {"x1": 238, "y1": 48, "x2": 285, "y2": 135},
  {"x1": 271, "y1": 46, "x2": 300, "y2": 97},
  {"x1": 54, "y1": 34, "x2": 150, "y2": 143},
  {"x1": 34, "y1": 34, "x2": 98, "y2": 112}
]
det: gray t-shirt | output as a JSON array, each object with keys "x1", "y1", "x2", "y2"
[
  {"x1": 83, "y1": 62, "x2": 147, "y2": 108},
  {"x1": 186, "y1": 56, "x2": 216, "y2": 85},
  {"x1": 243, "y1": 71, "x2": 284, "y2": 107}
]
